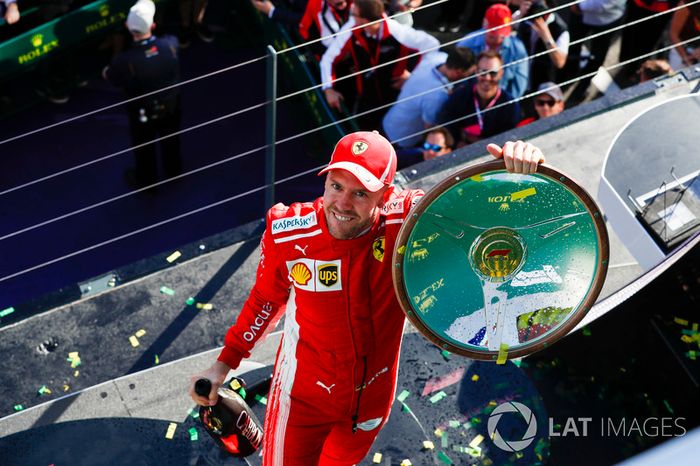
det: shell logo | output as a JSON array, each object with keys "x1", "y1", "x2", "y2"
[{"x1": 290, "y1": 263, "x2": 312, "y2": 286}]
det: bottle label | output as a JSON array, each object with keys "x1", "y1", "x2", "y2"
[{"x1": 236, "y1": 410, "x2": 263, "y2": 449}]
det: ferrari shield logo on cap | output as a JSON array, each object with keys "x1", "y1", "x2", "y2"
[{"x1": 352, "y1": 141, "x2": 369, "y2": 155}]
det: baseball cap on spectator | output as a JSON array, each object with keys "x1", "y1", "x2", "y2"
[
  {"x1": 126, "y1": 0, "x2": 155, "y2": 34},
  {"x1": 537, "y1": 82, "x2": 564, "y2": 101},
  {"x1": 484, "y1": 3, "x2": 512, "y2": 35},
  {"x1": 318, "y1": 131, "x2": 397, "y2": 192}
]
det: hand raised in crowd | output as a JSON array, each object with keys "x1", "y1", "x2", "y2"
[
  {"x1": 5, "y1": 2, "x2": 20, "y2": 24},
  {"x1": 250, "y1": 0, "x2": 273, "y2": 15},
  {"x1": 487, "y1": 140, "x2": 545, "y2": 174},
  {"x1": 324, "y1": 88, "x2": 345, "y2": 111}
]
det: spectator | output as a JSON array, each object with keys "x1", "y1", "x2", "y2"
[
  {"x1": 382, "y1": 47, "x2": 476, "y2": 148},
  {"x1": 385, "y1": 0, "x2": 422, "y2": 26},
  {"x1": 637, "y1": 58, "x2": 673, "y2": 82},
  {"x1": 320, "y1": 0, "x2": 439, "y2": 130},
  {"x1": 299, "y1": 0, "x2": 351, "y2": 56},
  {"x1": 439, "y1": 50, "x2": 521, "y2": 146},
  {"x1": 618, "y1": 0, "x2": 676, "y2": 85},
  {"x1": 178, "y1": 0, "x2": 213, "y2": 48},
  {"x1": 668, "y1": 0, "x2": 700, "y2": 70},
  {"x1": 1, "y1": 0, "x2": 19, "y2": 25},
  {"x1": 457, "y1": 3, "x2": 529, "y2": 98},
  {"x1": 250, "y1": 0, "x2": 309, "y2": 30},
  {"x1": 518, "y1": 81, "x2": 565, "y2": 126},
  {"x1": 564, "y1": 0, "x2": 625, "y2": 103},
  {"x1": 396, "y1": 126, "x2": 454, "y2": 169},
  {"x1": 103, "y1": 0, "x2": 182, "y2": 189},
  {"x1": 517, "y1": 0, "x2": 569, "y2": 91}
]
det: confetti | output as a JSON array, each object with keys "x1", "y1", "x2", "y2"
[
  {"x1": 166, "y1": 251, "x2": 182, "y2": 263},
  {"x1": 196, "y1": 303, "x2": 203, "y2": 309},
  {"x1": 13, "y1": 405, "x2": 23, "y2": 411},
  {"x1": 583, "y1": 327, "x2": 592, "y2": 336},
  {"x1": 202, "y1": 303, "x2": 213, "y2": 310},
  {"x1": 469, "y1": 435, "x2": 484, "y2": 448},
  {"x1": 496, "y1": 343, "x2": 509, "y2": 365},
  {"x1": 681, "y1": 329, "x2": 698, "y2": 336},
  {"x1": 437, "y1": 451, "x2": 454, "y2": 465},
  {"x1": 129, "y1": 336, "x2": 140, "y2": 347},
  {"x1": 0, "y1": 307, "x2": 15, "y2": 317},
  {"x1": 400, "y1": 460, "x2": 412, "y2": 466},
  {"x1": 135, "y1": 329, "x2": 146, "y2": 338},
  {"x1": 165, "y1": 422, "x2": 177, "y2": 439},
  {"x1": 441, "y1": 350, "x2": 450, "y2": 360},
  {"x1": 686, "y1": 351, "x2": 697, "y2": 360},
  {"x1": 160, "y1": 286, "x2": 175, "y2": 296},
  {"x1": 401, "y1": 402, "x2": 412, "y2": 413},
  {"x1": 512, "y1": 358, "x2": 522, "y2": 367},
  {"x1": 254, "y1": 394, "x2": 267, "y2": 405},
  {"x1": 155, "y1": 355, "x2": 160, "y2": 365},
  {"x1": 471, "y1": 374, "x2": 479, "y2": 382},
  {"x1": 429, "y1": 391, "x2": 447, "y2": 403},
  {"x1": 663, "y1": 400, "x2": 674, "y2": 414},
  {"x1": 188, "y1": 427, "x2": 198, "y2": 441},
  {"x1": 674, "y1": 317, "x2": 689, "y2": 326},
  {"x1": 188, "y1": 408, "x2": 200, "y2": 419},
  {"x1": 74, "y1": 370, "x2": 80, "y2": 377},
  {"x1": 449, "y1": 420, "x2": 460, "y2": 428},
  {"x1": 488, "y1": 400, "x2": 497, "y2": 407},
  {"x1": 372, "y1": 452, "x2": 382, "y2": 464},
  {"x1": 423, "y1": 440, "x2": 435, "y2": 450},
  {"x1": 63, "y1": 385, "x2": 70, "y2": 392},
  {"x1": 230, "y1": 379, "x2": 242, "y2": 390},
  {"x1": 441, "y1": 431, "x2": 449, "y2": 448},
  {"x1": 186, "y1": 297, "x2": 195, "y2": 306},
  {"x1": 37, "y1": 385, "x2": 51, "y2": 395},
  {"x1": 397, "y1": 390, "x2": 410, "y2": 402},
  {"x1": 66, "y1": 351, "x2": 81, "y2": 368},
  {"x1": 239, "y1": 387, "x2": 247, "y2": 399}
]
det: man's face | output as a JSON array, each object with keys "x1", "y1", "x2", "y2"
[
  {"x1": 534, "y1": 94, "x2": 564, "y2": 118},
  {"x1": 484, "y1": 24, "x2": 508, "y2": 49},
  {"x1": 323, "y1": 170, "x2": 386, "y2": 239},
  {"x1": 424, "y1": 131, "x2": 451, "y2": 158},
  {"x1": 476, "y1": 56, "x2": 503, "y2": 98},
  {"x1": 329, "y1": 0, "x2": 348, "y2": 10}
]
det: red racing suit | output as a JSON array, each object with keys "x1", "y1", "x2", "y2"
[{"x1": 218, "y1": 186, "x2": 423, "y2": 465}]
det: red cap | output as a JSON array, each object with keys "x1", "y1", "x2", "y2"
[
  {"x1": 484, "y1": 3, "x2": 512, "y2": 35},
  {"x1": 318, "y1": 131, "x2": 397, "y2": 192}
]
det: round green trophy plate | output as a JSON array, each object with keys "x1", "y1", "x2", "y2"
[{"x1": 392, "y1": 161, "x2": 609, "y2": 361}]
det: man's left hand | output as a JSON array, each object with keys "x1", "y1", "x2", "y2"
[
  {"x1": 487, "y1": 140, "x2": 545, "y2": 174},
  {"x1": 251, "y1": 0, "x2": 273, "y2": 15}
]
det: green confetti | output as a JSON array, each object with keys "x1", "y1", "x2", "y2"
[
  {"x1": 155, "y1": 354, "x2": 160, "y2": 365},
  {"x1": 441, "y1": 350, "x2": 450, "y2": 360},
  {"x1": 686, "y1": 351, "x2": 697, "y2": 360},
  {"x1": 188, "y1": 408, "x2": 199, "y2": 419},
  {"x1": 37, "y1": 385, "x2": 50, "y2": 395},
  {"x1": 441, "y1": 431, "x2": 449, "y2": 448},
  {"x1": 160, "y1": 286, "x2": 175, "y2": 296},
  {"x1": 512, "y1": 358, "x2": 522, "y2": 367},
  {"x1": 582, "y1": 327, "x2": 591, "y2": 336},
  {"x1": 189, "y1": 427, "x2": 199, "y2": 441},
  {"x1": 254, "y1": 394, "x2": 267, "y2": 405},
  {"x1": 437, "y1": 450, "x2": 453, "y2": 465},
  {"x1": 449, "y1": 420, "x2": 460, "y2": 428},
  {"x1": 681, "y1": 329, "x2": 699, "y2": 336},
  {"x1": 185, "y1": 297, "x2": 195, "y2": 305},
  {"x1": 663, "y1": 399, "x2": 674, "y2": 414},
  {"x1": 239, "y1": 387, "x2": 247, "y2": 399},
  {"x1": 13, "y1": 404, "x2": 23, "y2": 411},
  {"x1": 397, "y1": 390, "x2": 410, "y2": 402},
  {"x1": 401, "y1": 402, "x2": 412, "y2": 413},
  {"x1": 429, "y1": 391, "x2": 447, "y2": 404},
  {"x1": 0, "y1": 307, "x2": 15, "y2": 317}
]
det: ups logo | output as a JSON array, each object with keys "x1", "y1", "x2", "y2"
[{"x1": 318, "y1": 264, "x2": 339, "y2": 287}]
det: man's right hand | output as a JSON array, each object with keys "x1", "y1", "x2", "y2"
[
  {"x1": 189, "y1": 360, "x2": 232, "y2": 406},
  {"x1": 324, "y1": 88, "x2": 344, "y2": 111}
]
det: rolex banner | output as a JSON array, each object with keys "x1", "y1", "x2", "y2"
[
  {"x1": 392, "y1": 161, "x2": 609, "y2": 362},
  {"x1": 0, "y1": 0, "x2": 168, "y2": 80}
]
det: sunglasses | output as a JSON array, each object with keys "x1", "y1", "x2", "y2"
[
  {"x1": 477, "y1": 69, "x2": 500, "y2": 79},
  {"x1": 423, "y1": 142, "x2": 444, "y2": 152},
  {"x1": 535, "y1": 98, "x2": 556, "y2": 107}
]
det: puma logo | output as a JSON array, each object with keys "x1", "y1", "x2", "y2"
[
  {"x1": 294, "y1": 244, "x2": 309, "y2": 256},
  {"x1": 316, "y1": 380, "x2": 336, "y2": 394}
]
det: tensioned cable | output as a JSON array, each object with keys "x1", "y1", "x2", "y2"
[
  {"x1": 0, "y1": 0, "x2": 450, "y2": 146},
  {"x1": 2, "y1": 34, "x2": 695, "y2": 281},
  {"x1": 0, "y1": 100, "x2": 269, "y2": 197},
  {"x1": 0, "y1": 54, "x2": 269, "y2": 146},
  {"x1": 0, "y1": 162, "x2": 325, "y2": 284},
  {"x1": 395, "y1": 34, "x2": 700, "y2": 147},
  {"x1": 276, "y1": 0, "x2": 585, "y2": 103},
  {"x1": 2, "y1": 0, "x2": 690, "y2": 198}
]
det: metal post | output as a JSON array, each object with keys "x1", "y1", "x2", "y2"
[{"x1": 265, "y1": 45, "x2": 278, "y2": 209}]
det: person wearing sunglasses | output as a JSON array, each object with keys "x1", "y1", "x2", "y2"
[
  {"x1": 456, "y1": 3, "x2": 529, "y2": 98},
  {"x1": 518, "y1": 81, "x2": 565, "y2": 127},
  {"x1": 395, "y1": 126, "x2": 454, "y2": 169},
  {"x1": 438, "y1": 50, "x2": 521, "y2": 147}
]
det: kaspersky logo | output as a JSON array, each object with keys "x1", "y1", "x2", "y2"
[
  {"x1": 469, "y1": 227, "x2": 526, "y2": 283},
  {"x1": 487, "y1": 401, "x2": 537, "y2": 452}
]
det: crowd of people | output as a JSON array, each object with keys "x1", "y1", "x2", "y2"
[{"x1": 260, "y1": 0, "x2": 699, "y2": 168}]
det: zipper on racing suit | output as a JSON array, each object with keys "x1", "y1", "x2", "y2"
[{"x1": 351, "y1": 356, "x2": 368, "y2": 433}]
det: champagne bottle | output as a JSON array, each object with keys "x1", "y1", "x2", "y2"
[{"x1": 195, "y1": 378, "x2": 264, "y2": 457}]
